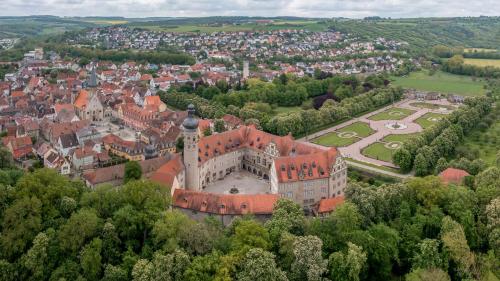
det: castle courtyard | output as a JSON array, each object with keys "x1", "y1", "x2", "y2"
[{"x1": 202, "y1": 170, "x2": 271, "y2": 195}]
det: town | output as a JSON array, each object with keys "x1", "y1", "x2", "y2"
[{"x1": 0, "y1": 13, "x2": 499, "y2": 281}]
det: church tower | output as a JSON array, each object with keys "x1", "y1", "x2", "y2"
[{"x1": 182, "y1": 104, "x2": 200, "y2": 190}]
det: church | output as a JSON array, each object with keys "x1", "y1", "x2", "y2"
[{"x1": 152, "y1": 105, "x2": 348, "y2": 220}]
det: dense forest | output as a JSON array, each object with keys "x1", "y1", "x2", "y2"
[{"x1": 0, "y1": 157, "x2": 498, "y2": 281}]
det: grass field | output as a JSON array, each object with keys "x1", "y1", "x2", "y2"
[
  {"x1": 312, "y1": 122, "x2": 374, "y2": 147},
  {"x1": 84, "y1": 20, "x2": 129, "y2": 25},
  {"x1": 409, "y1": 102, "x2": 455, "y2": 111},
  {"x1": 312, "y1": 132, "x2": 358, "y2": 147},
  {"x1": 415, "y1": 112, "x2": 447, "y2": 129},
  {"x1": 381, "y1": 133, "x2": 420, "y2": 142},
  {"x1": 463, "y1": 58, "x2": 500, "y2": 68},
  {"x1": 368, "y1": 107, "x2": 415, "y2": 121},
  {"x1": 457, "y1": 120, "x2": 500, "y2": 166},
  {"x1": 362, "y1": 142, "x2": 395, "y2": 163},
  {"x1": 338, "y1": 122, "x2": 375, "y2": 137},
  {"x1": 391, "y1": 71, "x2": 486, "y2": 96}
]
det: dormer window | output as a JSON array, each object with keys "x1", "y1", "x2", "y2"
[
  {"x1": 220, "y1": 204, "x2": 225, "y2": 209},
  {"x1": 205, "y1": 144, "x2": 209, "y2": 149},
  {"x1": 291, "y1": 164, "x2": 295, "y2": 170},
  {"x1": 257, "y1": 137, "x2": 260, "y2": 142},
  {"x1": 281, "y1": 164, "x2": 286, "y2": 171},
  {"x1": 241, "y1": 203, "x2": 247, "y2": 209}
]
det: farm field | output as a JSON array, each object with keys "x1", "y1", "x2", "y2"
[
  {"x1": 368, "y1": 107, "x2": 415, "y2": 121},
  {"x1": 136, "y1": 20, "x2": 327, "y2": 33},
  {"x1": 415, "y1": 112, "x2": 447, "y2": 129},
  {"x1": 464, "y1": 48, "x2": 498, "y2": 53},
  {"x1": 463, "y1": 58, "x2": 500, "y2": 68},
  {"x1": 391, "y1": 71, "x2": 486, "y2": 96}
]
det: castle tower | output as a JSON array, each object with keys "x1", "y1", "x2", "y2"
[{"x1": 182, "y1": 104, "x2": 200, "y2": 190}]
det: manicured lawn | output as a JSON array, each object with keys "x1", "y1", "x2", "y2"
[
  {"x1": 409, "y1": 102, "x2": 455, "y2": 111},
  {"x1": 345, "y1": 158, "x2": 402, "y2": 174},
  {"x1": 338, "y1": 122, "x2": 375, "y2": 137},
  {"x1": 368, "y1": 107, "x2": 415, "y2": 121},
  {"x1": 312, "y1": 132, "x2": 358, "y2": 147},
  {"x1": 463, "y1": 58, "x2": 500, "y2": 68},
  {"x1": 415, "y1": 112, "x2": 447, "y2": 129},
  {"x1": 391, "y1": 70, "x2": 486, "y2": 96},
  {"x1": 382, "y1": 133, "x2": 420, "y2": 142},
  {"x1": 362, "y1": 142, "x2": 395, "y2": 163}
]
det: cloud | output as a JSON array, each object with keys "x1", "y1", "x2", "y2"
[{"x1": 0, "y1": 0, "x2": 498, "y2": 18}]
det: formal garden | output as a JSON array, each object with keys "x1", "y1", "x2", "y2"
[
  {"x1": 312, "y1": 122, "x2": 375, "y2": 147},
  {"x1": 360, "y1": 134, "x2": 419, "y2": 163},
  {"x1": 414, "y1": 112, "x2": 447, "y2": 129},
  {"x1": 367, "y1": 107, "x2": 415, "y2": 121}
]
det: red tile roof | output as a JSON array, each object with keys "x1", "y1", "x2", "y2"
[
  {"x1": 317, "y1": 196, "x2": 345, "y2": 214},
  {"x1": 150, "y1": 154, "x2": 184, "y2": 187},
  {"x1": 439, "y1": 168, "x2": 470, "y2": 184},
  {"x1": 74, "y1": 89, "x2": 89, "y2": 109},
  {"x1": 172, "y1": 189, "x2": 278, "y2": 215}
]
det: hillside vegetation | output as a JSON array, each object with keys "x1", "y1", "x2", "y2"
[{"x1": 329, "y1": 17, "x2": 500, "y2": 52}]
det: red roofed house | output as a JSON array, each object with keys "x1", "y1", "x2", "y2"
[
  {"x1": 315, "y1": 196, "x2": 345, "y2": 217},
  {"x1": 439, "y1": 168, "x2": 470, "y2": 185},
  {"x1": 172, "y1": 189, "x2": 279, "y2": 225},
  {"x1": 2, "y1": 135, "x2": 33, "y2": 161}
]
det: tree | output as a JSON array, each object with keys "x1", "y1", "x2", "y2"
[
  {"x1": 58, "y1": 208, "x2": 101, "y2": 254},
  {"x1": 393, "y1": 148, "x2": 413, "y2": 172},
  {"x1": 184, "y1": 251, "x2": 221, "y2": 281},
  {"x1": 203, "y1": 126, "x2": 212, "y2": 137},
  {"x1": 265, "y1": 199, "x2": 305, "y2": 244},
  {"x1": 0, "y1": 147, "x2": 13, "y2": 169},
  {"x1": 102, "y1": 264, "x2": 128, "y2": 281},
  {"x1": 124, "y1": 161, "x2": 142, "y2": 183},
  {"x1": 414, "y1": 153, "x2": 429, "y2": 176},
  {"x1": 232, "y1": 220, "x2": 270, "y2": 254},
  {"x1": 440, "y1": 216, "x2": 474, "y2": 280},
  {"x1": 291, "y1": 236, "x2": 327, "y2": 281},
  {"x1": 405, "y1": 268, "x2": 450, "y2": 281},
  {"x1": 0, "y1": 196, "x2": 42, "y2": 259},
  {"x1": 435, "y1": 158, "x2": 448, "y2": 174},
  {"x1": 214, "y1": 119, "x2": 226, "y2": 133},
  {"x1": 80, "y1": 238, "x2": 103, "y2": 281},
  {"x1": 328, "y1": 242, "x2": 367, "y2": 281},
  {"x1": 411, "y1": 239, "x2": 445, "y2": 270},
  {"x1": 21, "y1": 232, "x2": 49, "y2": 281},
  {"x1": 237, "y1": 248, "x2": 288, "y2": 281},
  {"x1": 176, "y1": 137, "x2": 184, "y2": 153},
  {"x1": 132, "y1": 250, "x2": 189, "y2": 281}
]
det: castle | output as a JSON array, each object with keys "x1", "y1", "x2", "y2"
[{"x1": 152, "y1": 104, "x2": 348, "y2": 220}]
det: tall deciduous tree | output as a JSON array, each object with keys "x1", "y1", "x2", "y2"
[
  {"x1": 237, "y1": 248, "x2": 287, "y2": 281},
  {"x1": 328, "y1": 242, "x2": 367, "y2": 281},
  {"x1": 291, "y1": 235, "x2": 327, "y2": 281},
  {"x1": 124, "y1": 161, "x2": 142, "y2": 183}
]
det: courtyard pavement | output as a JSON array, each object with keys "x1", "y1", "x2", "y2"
[{"x1": 203, "y1": 170, "x2": 271, "y2": 195}]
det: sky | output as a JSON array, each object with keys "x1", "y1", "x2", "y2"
[{"x1": 0, "y1": 0, "x2": 499, "y2": 18}]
